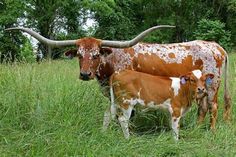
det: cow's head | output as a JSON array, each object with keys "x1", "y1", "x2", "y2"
[
  {"x1": 5, "y1": 25, "x2": 175, "y2": 80},
  {"x1": 64, "y1": 38, "x2": 112, "y2": 80},
  {"x1": 180, "y1": 70, "x2": 214, "y2": 99}
]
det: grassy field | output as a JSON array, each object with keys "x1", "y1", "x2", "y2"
[{"x1": 0, "y1": 53, "x2": 235, "y2": 156}]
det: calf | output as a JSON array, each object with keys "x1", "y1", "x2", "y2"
[{"x1": 104, "y1": 69, "x2": 214, "y2": 140}]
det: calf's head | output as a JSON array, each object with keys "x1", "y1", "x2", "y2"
[
  {"x1": 65, "y1": 38, "x2": 112, "y2": 80},
  {"x1": 180, "y1": 70, "x2": 214, "y2": 99}
]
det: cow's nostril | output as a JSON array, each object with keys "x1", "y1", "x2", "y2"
[
  {"x1": 198, "y1": 87, "x2": 201, "y2": 91},
  {"x1": 80, "y1": 72, "x2": 86, "y2": 77},
  {"x1": 80, "y1": 72, "x2": 90, "y2": 80},
  {"x1": 88, "y1": 72, "x2": 92, "y2": 76}
]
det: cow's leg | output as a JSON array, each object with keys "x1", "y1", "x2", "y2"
[
  {"x1": 197, "y1": 96, "x2": 208, "y2": 124},
  {"x1": 110, "y1": 86, "x2": 117, "y2": 120},
  {"x1": 207, "y1": 84, "x2": 220, "y2": 130},
  {"x1": 102, "y1": 107, "x2": 112, "y2": 132},
  {"x1": 118, "y1": 104, "x2": 133, "y2": 139},
  {"x1": 103, "y1": 86, "x2": 118, "y2": 131},
  {"x1": 209, "y1": 101, "x2": 218, "y2": 130}
]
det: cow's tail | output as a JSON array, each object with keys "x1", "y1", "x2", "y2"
[{"x1": 223, "y1": 53, "x2": 231, "y2": 121}]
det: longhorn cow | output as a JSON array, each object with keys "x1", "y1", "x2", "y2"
[{"x1": 5, "y1": 26, "x2": 231, "y2": 130}]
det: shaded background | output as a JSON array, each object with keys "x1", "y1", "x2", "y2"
[{"x1": 0, "y1": 0, "x2": 235, "y2": 62}]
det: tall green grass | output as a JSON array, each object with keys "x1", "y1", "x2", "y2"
[{"x1": 0, "y1": 54, "x2": 235, "y2": 156}]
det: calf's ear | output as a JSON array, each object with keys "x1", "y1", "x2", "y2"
[
  {"x1": 180, "y1": 75, "x2": 190, "y2": 84},
  {"x1": 64, "y1": 49, "x2": 78, "y2": 59},
  {"x1": 205, "y1": 73, "x2": 214, "y2": 86}
]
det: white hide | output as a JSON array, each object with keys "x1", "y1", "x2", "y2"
[
  {"x1": 172, "y1": 117, "x2": 181, "y2": 140},
  {"x1": 118, "y1": 106, "x2": 134, "y2": 139},
  {"x1": 170, "y1": 77, "x2": 181, "y2": 96},
  {"x1": 192, "y1": 70, "x2": 202, "y2": 79},
  {"x1": 110, "y1": 86, "x2": 117, "y2": 119}
]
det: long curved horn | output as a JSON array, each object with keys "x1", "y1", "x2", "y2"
[
  {"x1": 5, "y1": 25, "x2": 175, "y2": 48},
  {"x1": 101, "y1": 25, "x2": 175, "y2": 48},
  {"x1": 5, "y1": 27, "x2": 76, "y2": 47}
]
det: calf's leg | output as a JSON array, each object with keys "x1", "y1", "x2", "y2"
[
  {"x1": 171, "y1": 107, "x2": 181, "y2": 140},
  {"x1": 197, "y1": 96, "x2": 208, "y2": 124},
  {"x1": 118, "y1": 104, "x2": 133, "y2": 139}
]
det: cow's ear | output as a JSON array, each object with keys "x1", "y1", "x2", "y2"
[
  {"x1": 100, "y1": 47, "x2": 112, "y2": 56},
  {"x1": 205, "y1": 73, "x2": 214, "y2": 79},
  {"x1": 180, "y1": 75, "x2": 190, "y2": 84},
  {"x1": 64, "y1": 49, "x2": 77, "y2": 59},
  {"x1": 205, "y1": 73, "x2": 214, "y2": 86}
]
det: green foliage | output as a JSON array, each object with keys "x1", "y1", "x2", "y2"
[
  {"x1": 0, "y1": 0, "x2": 26, "y2": 62},
  {"x1": 227, "y1": 0, "x2": 236, "y2": 47},
  {"x1": 89, "y1": 0, "x2": 137, "y2": 40},
  {"x1": 20, "y1": 39, "x2": 34, "y2": 63},
  {"x1": 1, "y1": 0, "x2": 236, "y2": 61},
  {"x1": 194, "y1": 19, "x2": 233, "y2": 51},
  {"x1": 0, "y1": 54, "x2": 236, "y2": 156},
  {"x1": 24, "y1": 0, "x2": 87, "y2": 59}
]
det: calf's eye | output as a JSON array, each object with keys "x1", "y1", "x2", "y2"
[{"x1": 190, "y1": 79, "x2": 196, "y2": 83}]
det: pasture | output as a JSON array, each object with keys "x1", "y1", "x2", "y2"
[{"x1": 0, "y1": 53, "x2": 235, "y2": 156}]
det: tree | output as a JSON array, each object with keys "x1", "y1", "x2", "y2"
[
  {"x1": 24, "y1": 0, "x2": 88, "y2": 59},
  {"x1": 194, "y1": 19, "x2": 232, "y2": 51},
  {"x1": 20, "y1": 38, "x2": 34, "y2": 62},
  {"x1": 25, "y1": 0, "x2": 63, "y2": 59},
  {"x1": 0, "y1": 0, "x2": 26, "y2": 62},
  {"x1": 227, "y1": 0, "x2": 236, "y2": 47},
  {"x1": 1, "y1": 0, "x2": 235, "y2": 62},
  {"x1": 86, "y1": 0, "x2": 139, "y2": 40}
]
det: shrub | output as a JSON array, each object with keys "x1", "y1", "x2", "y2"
[
  {"x1": 194, "y1": 19, "x2": 233, "y2": 52},
  {"x1": 20, "y1": 39, "x2": 35, "y2": 62}
]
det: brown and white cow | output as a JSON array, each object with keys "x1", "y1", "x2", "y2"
[
  {"x1": 105, "y1": 69, "x2": 214, "y2": 140},
  {"x1": 5, "y1": 26, "x2": 231, "y2": 130}
]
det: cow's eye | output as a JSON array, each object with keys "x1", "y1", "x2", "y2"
[{"x1": 92, "y1": 54, "x2": 99, "y2": 59}]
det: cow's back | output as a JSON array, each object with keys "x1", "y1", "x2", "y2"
[
  {"x1": 111, "y1": 40, "x2": 227, "y2": 79},
  {"x1": 132, "y1": 40, "x2": 226, "y2": 78}
]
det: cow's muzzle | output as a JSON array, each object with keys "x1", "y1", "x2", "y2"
[{"x1": 80, "y1": 72, "x2": 92, "y2": 81}]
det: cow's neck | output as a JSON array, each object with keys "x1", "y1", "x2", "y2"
[
  {"x1": 96, "y1": 55, "x2": 115, "y2": 87},
  {"x1": 96, "y1": 51, "x2": 132, "y2": 84},
  {"x1": 95, "y1": 55, "x2": 116, "y2": 97}
]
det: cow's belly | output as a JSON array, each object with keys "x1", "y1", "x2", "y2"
[{"x1": 133, "y1": 54, "x2": 203, "y2": 77}]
